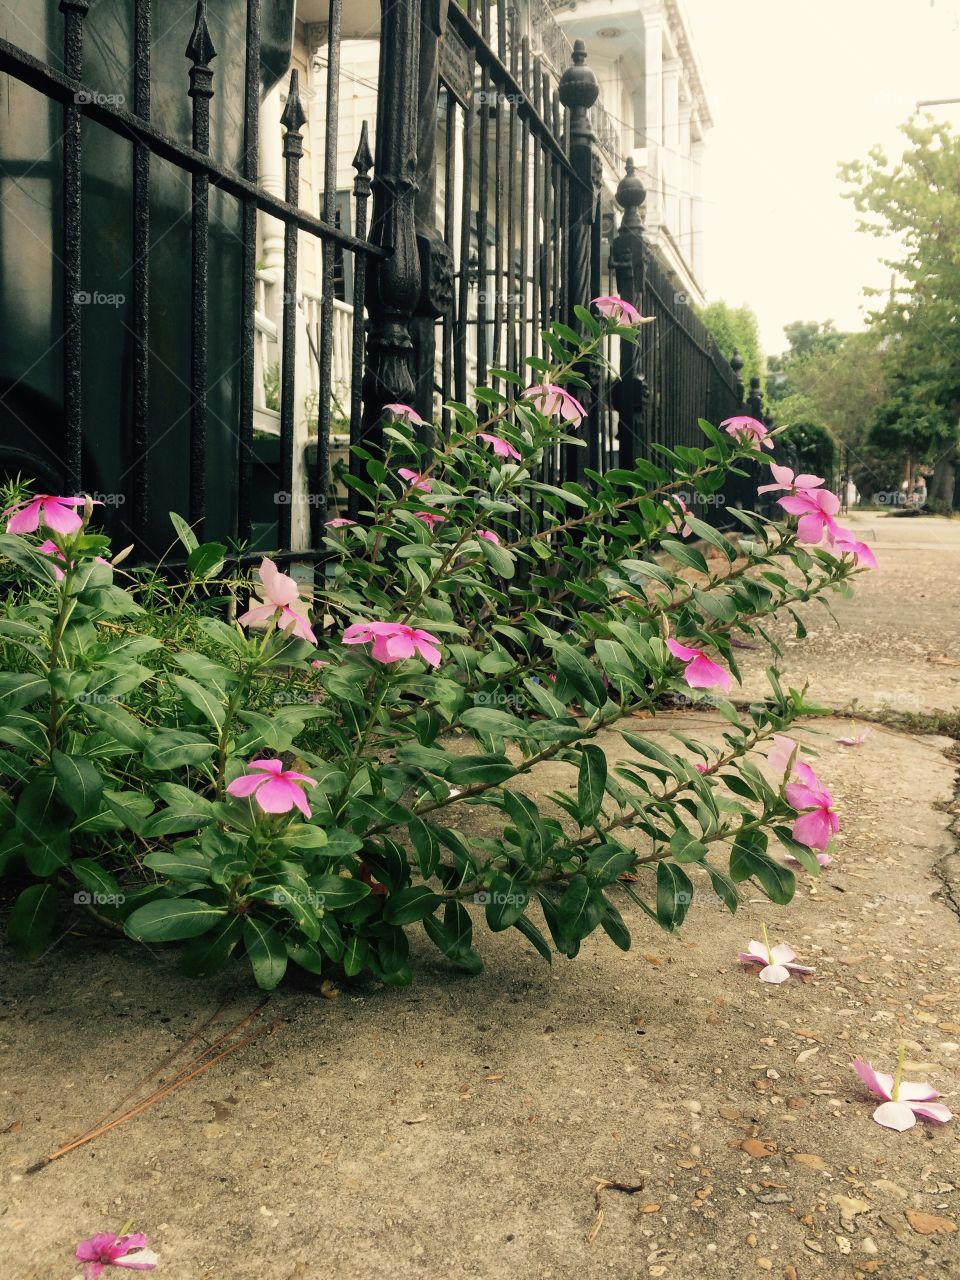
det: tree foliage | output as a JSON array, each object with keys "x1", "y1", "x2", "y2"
[
  {"x1": 698, "y1": 301, "x2": 764, "y2": 389},
  {"x1": 841, "y1": 117, "x2": 960, "y2": 506}
]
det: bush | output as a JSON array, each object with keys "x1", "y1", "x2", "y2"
[{"x1": 0, "y1": 308, "x2": 873, "y2": 989}]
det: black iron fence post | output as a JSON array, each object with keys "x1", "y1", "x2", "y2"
[
  {"x1": 278, "y1": 70, "x2": 307, "y2": 551},
  {"x1": 60, "y1": 0, "x2": 90, "y2": 491},
  {"x1": 748, "y1": 374, "x2": 764, "y2": 423},
  {"x1": 558, "y1": 40, "x2": 600, "y2": 485},
  {"x1": 185, "y1": 0, "x2": 216, "y2": 535},
  {"x1": 347, "y1": 125, "x2": 374, "y2": 520},
  {"x1": 610, "y1": 157, "x2": 647, "y2": 470},
  {"x1": 411, "y1": 0, "x2": 454, "y2": 437},
  {"x1": 361, "y1": 0, "x2": 423, "y2": 456}
]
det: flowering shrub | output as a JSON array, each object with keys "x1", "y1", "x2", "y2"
[{"x1": 0, "y1": 305, "x2": 875, "y2": 989}]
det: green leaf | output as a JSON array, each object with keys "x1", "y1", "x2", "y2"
[
  {"x1": 511, "y1": 913, "x2": 552, "y2": 963},
  {"x1": 51, "y1": 749, "x2": 103, "y2": 818},
  {"x1": 143, "y1": 849, "x2": 213, "y2": 883},
  {"x1": 171, "y1": 676, "x2": 225, "y2": 731},
  {"x1": 309, "y1": 875, "x2": 372, "y2": 910},
  {"x1": 343, "y1": 935, "x2": 370, "y2": 977},
  {"x1": 72, "y1": 859, "x2": 122, "y2": 902},
  {"x1": 599, "y1": 899, "x2": 632, "y2": 951},
  {"x1": 551, "y1": 642, "x2": 607, "y2": 708},
  {"x1": 669, "y1": 828, "x2": 709, "y2": 864},
  {"x1": 143, "y1": 730, "x2": 216, "y2": 771},
  {"x1": 243, "y1": 916, "x2": 288, "y2": 990},
  {"x1": 586, "y1": 844, "x2": 635, "y2": 885},
  {"x1": 80, "y1": 700, "x2": 147, "y2": 749},
  {"x1": 409, "y1": 817, "x2": 440, "y2": 879},
  {"x1": 483, "y1": 870, "x2": 529, "y2": 931},
  {"x1": 187, "y1": 541, "x2": 227, "y2": 580},
  {"x1": 0, "y1": 672, "x2": 47, "y2": 714},
  {"x1": 181, "y1": 915, "x2": 243, "y2": 977},
  {"x1": 576, "y1": 744, "x2": 607, "y2": 826},
  {"x1": 7, "y1": 883, "x2": 56, "y2": 959},
  {"x1": 557, "y1": 875, "x2": 602, "y2": 939},
  {"x1": 383, "y1": 885, "x2": 441, "y2": 926},
  {"x1": 124, "y1": 898, "x2": 227, "y2": 941},
  {"x1": 656, "y1": 861, "x2": 694, "y2": 930},
  {"x1": 141, "y1": 784, "x2": 215, "y2": 836},
  {"x1": 169, "y1": 511, "x2": 200, "y2": 553}
]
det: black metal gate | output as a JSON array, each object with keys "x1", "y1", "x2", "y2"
[{"x1": 0, "y1": 0, "x2": 754, "y2": 563}]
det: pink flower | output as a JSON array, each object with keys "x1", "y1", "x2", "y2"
[
  {"x1": 477, "y1": 529, "x2": 501, "y2": 545},
  {"x1": 4, "y1": 494, "x2": 89, "y2": 534},
  {"x1": 738, "y1": 927, "x2": 814, "y2": 984},
  {"x1": 226, "y1": 758, "x2": 317, "y2": 818},
  {"x1": 37, "y1": 539, "x2": 109, "y2": 581},
  {"x1": 853, "y1": 1053, "x2": 953, "y2": 1131},
  {"x1": 414, "y1": 511, "x2": 445, "y2": 529},
  {"x1": 757, "y1": 463, "x2": 825, "y2": 495},
  {"x1": 75, "y1": 1232, "x2": 158, "y2": 1278},
  {"x1": 662, "y1": 495, "x2": 693, "y2": 538},
  {"x1": 778, "y1": 487, "x2": 842, "y2": 544},
  {"x1": 785, "y1": 762, "x2": 839, "y2": 851},
  {"x1": 310, "y1": 659, "x2": 328, "y2": 669},
  {"x1": 694, "y1": 762, "x2": 708, "y2": 774},
  {"x1": 477, "y1": 432, "x2": 522, "y2": 460},
  {"x1": 384, "y1": 403, "x2": 426, "y2": 426},
  {"x1": 837, "y1": 725, "x2": 869, "y2": 746},
  {"x1": 665, "y1": 637, "x2": 732, "y2": 692},
  {"x1": 591, "y1": 295, "x2": 651, "y2": 325},
  {"x1": 342, "y1": 620, "x2": 442, "y2": 668},
  {"x1": 522, "y1": 383, "x2": 586, "y2": 428},
  {"x1": 325, "y1": 517, "x2": 356, "y2": 528},
  {"x1": 720, "y1": 416, "x2": 774, "y2": 450},
  {"x1": 766, "y1": 733, "x2": 800, "y2": 775},
  {"x1": 237, "y1": 558, "x2": 317, "y2": 645},
  {"x1": 825, "y1": 526, "x2": 878, "y2": 570},
  {"x1": 398, "y1": 467, "x2": 432, "y2": 492}
]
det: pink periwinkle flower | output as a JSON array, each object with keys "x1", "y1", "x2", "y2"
[
  {"x1": 37, "y1": 539, "x2": 109, "y2": 582},
  {"x1": 694, "y1": 762, "x2": 708, "y2": 774},
  {"x1": 521, "y1": 383, "x2": 586, "y2": 428},
  {"x1": 75, "y1": 1232, "x2": 158, "y2": 1278},
  {"x1": 785, "y1": 761, "x2": 839, "y2": 851},
  {"x1": 777, "y1": 488, "x2": 842, "y2": 544},
  {"x1": 237, "y1": 557, "x2": 317, "y2": 644},
  {"x1": 398, "y1": 467, "x2": 432, "y2": 492},
  {"x1": 477, "y1": 529, "x2": 501, "y2": 545},
  {"x1": 738, "y1": 930, "x2": 815, "y2": 984},
  {"x1": 825, "y1": 526, "x2": 878, "y2": 570},
  {"x1": 665, "y1": 637, "x2": 732, "y2": 692},
  {"x1": 4, "y1": 494, "x2": 91, "y2": 535},
  {"x1": 837, "y1": 725, "x2": 870, "y2": 746},
  {"x1": 342, "y1": 620, "x2": 442, "y2": 668},
  {"x1": 757, "y1": 462, "x2": 825, "y2": 495},
  {"x1": 721, "y1": 416, "x2": 774, "y2": 450},
  {"x1": 662, "y1": 495, "x2": 694, "y2": 538},
  {"x1": 853, "y1": 1053, "x2": 953, "y2": 1131},
  {"x1": 766, "y1": 733, "x2": 801, "y2": 776},
  {"x1": 591, "y1": 295, "x2": 652, "y2": 325},
  {"x1": 226, "y1": 758, "x2": 317, "y2": 818},
  {"x1": 476, "y1": 432, "x2": 522, "y2": 461},
  {"x1": 414, "y1": 511, "x2": 445, "y2": 530},
  {"x1": 785, "y1": 849, "x2": 833, "y2": 869},
  {"x1": 325, "y1": 517, "x2": 356, "y2": 528},
  {"x1": 384, "y1": 403, "x2": 427, "y2": 427}
]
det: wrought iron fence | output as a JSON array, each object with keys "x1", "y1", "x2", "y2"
[{"x1": 0, "y1": 0, "x2": 758, "y2": 563}]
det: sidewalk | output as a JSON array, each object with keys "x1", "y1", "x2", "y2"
[{"x1": 2, "y1": 515, "x2": 958, "y2": 1280}]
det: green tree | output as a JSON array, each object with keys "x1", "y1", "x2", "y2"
[
  {"x1": 698, "y1": 301, "x2": 764, "y2": 389},
  {"x1": 841, "y1": 117, "x2": 960, "y2": 508}
]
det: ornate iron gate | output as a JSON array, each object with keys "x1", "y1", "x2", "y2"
[{"x1": 0, "y1": 0, "x2": 753, "y2": 563}]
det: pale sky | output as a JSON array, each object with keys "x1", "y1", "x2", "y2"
[{"x1": 684, "y1": 0, "x2": 960, "y2": 354}]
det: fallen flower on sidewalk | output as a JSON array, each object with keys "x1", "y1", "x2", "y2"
[
  {"x1": 853, "y1": 1046, "x2": 953, "y2": 1131},
  {"x1": 738, "y1": 923, "x2": 814, "y2": 984},
  {"x1": 75, "y1": 1229, "x2": 157, "y2": 1277},
  {"x1": 785, "y1": 850, "x2": 833, "y2": 869},
  {"x1": 837, "y1": 725, "x2": 870, "y2": 746}
]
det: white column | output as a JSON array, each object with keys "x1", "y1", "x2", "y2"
[
  {"x1": 259, "y1": 82, "x2": 286, "y2": 307},
  {"x1": 662, "y1": 57, "x2": 681, "y2": 242},
  {"x1": 690, "y1": 135, "x2": 705, "y2": 286},
  {"x1": 640, "y1": 7, "x2": 663, "y2": 232},
  {"x1": 678, "y1": 101, "x2": 693, "y2": 272}
]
